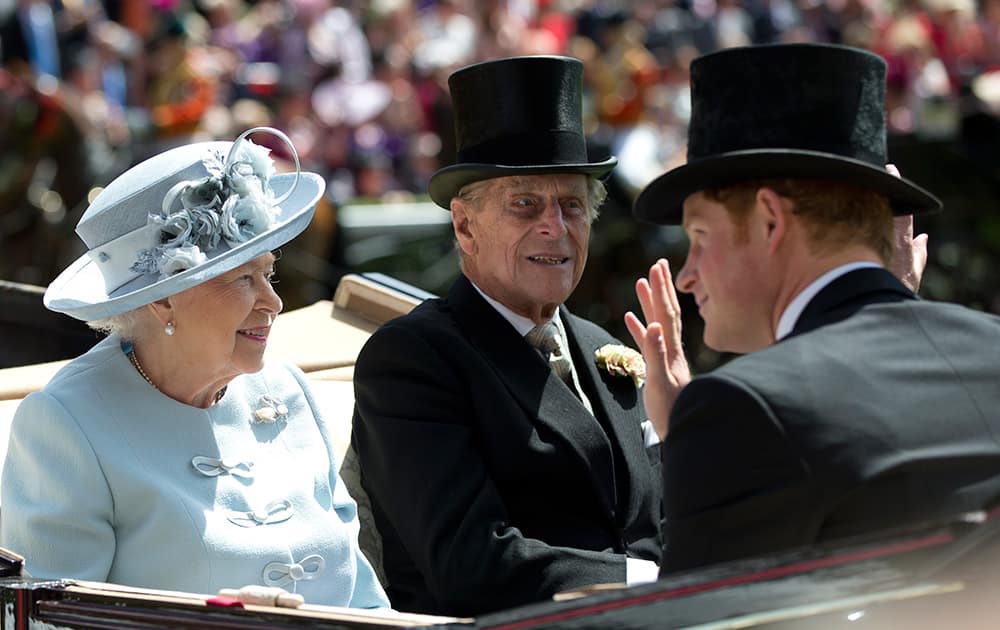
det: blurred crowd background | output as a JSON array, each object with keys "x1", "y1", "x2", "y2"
[{"x1": 2, "y1": 0, "x2": 1000, "y2": 371}]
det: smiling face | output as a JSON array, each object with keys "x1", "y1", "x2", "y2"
[
  {"x1": 167, "y1": 252, "x2": 282, "y2": 381},
  {"x1": 674, "y1": 192, "x2": 774, "y2": 353},
  {"x1": 452, "y1": 173, "x2": 592, "y2": 323}
]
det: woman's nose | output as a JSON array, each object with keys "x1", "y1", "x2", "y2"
[{"x1": 261, "y1": 281, "x2": 283, "y2": 316}]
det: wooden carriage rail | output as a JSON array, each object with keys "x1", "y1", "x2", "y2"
[
  {"x1": 474, "y1": 508, "x2": 1000, "y2": 630},
  {"x1": 2, "y1": 579, "x2": 468, "y2": 629},
  {"x1": 1, "y1": 508, "x2": 1000, "y2": 629}
]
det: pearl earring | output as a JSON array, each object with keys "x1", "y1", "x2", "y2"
[{"x1": 165, "y1": 322, "x2": 175, "y2": 336}]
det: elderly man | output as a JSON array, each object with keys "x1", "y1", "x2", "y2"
[
  {"x1": 351, "y1": 56, "x2": 662, "y2": 615},
  {"x1": 626, "y1": 43, "x2": 1000, "y2": 576}
]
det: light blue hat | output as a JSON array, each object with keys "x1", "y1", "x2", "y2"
[{"x1": 44, "y1": 127, "x2": 326, "y2": 321}]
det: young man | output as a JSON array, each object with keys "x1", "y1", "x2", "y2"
[
  {"x1": 627, "y1": 43, "x2": 1000, "y2": 575},
  {"x1": 351, "y1": 56, "x2": 662, "y2": 615}
]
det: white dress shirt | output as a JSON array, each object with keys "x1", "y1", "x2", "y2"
[
  {"x1": 775, "y1": 262, "x2": 881, "y2": 341},
  {"x1": 471, "y1": 284, "x2": 595, "y2": 413}
]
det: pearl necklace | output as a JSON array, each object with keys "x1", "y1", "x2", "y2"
[
  {"x1": 126, "y1": 344, "x2": 227, "y2": 404},
  {"x1": 127, "y1": 348, "x2": 158, "y2": 391}
]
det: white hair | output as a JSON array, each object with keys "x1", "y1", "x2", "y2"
[
  {"x1": 87, "y1": 308, "x2": 143, "y2": 341},
  {"x1": 456, "y1": 175, "x2": 607, "y2": 222}
]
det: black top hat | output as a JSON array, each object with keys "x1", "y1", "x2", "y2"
[
  {"x1": 633, "y1": 44, "x2": 942, "y2": 224},
  {"x1": 428, "y1": 56, "x2": 617, "y2": 209}
]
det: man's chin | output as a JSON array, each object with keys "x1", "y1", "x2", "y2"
[
  {"x1": 528, "y1": 281, "x2": 577, "y2": 305},
  {"x1": 703, "y1": 326, "x2": 737, "y2": 354},
  {"x1": 704, "y1": 331, "x2": 766, "y2": 355}
]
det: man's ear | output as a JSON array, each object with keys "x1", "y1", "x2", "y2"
[
  {"x1": 451, "y1": 197, "x2": 477, "y2": 257},
  {"x1": 755, "y1": 187, "x2": 789, "y2": 254}
]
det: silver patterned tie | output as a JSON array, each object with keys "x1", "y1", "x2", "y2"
[{"x1": 526, "y1": 322, "x2": 574, "y2": 387}]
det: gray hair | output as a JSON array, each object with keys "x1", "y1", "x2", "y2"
[
  {"x1": 456, "y1": 175, "x2": 607, "y2": 223},
  {"x1": 87, "y1": 308, "x2": 143, "y2": 341}
]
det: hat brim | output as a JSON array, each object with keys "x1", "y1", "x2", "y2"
[
  {"x1": 428, "y1": 157, "x2": 618, "y2": 209},
  {"x1": 633, "y1": 150, "x2": 942, "y2": 224},
  {"x1": 45, "y1": 172, "x2": 325, "y2": 322}
]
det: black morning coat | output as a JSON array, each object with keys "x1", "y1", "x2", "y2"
[
  {"x1": 660, "y1": 267, "x2": 1000, "y2": 574},
  {"x1": 352, "y1": 274, "x2": 662, "y2": 616}
]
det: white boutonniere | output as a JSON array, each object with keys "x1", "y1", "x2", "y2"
[{"x1": 595, "y1": 344, "x2": 646, "y2": 387}]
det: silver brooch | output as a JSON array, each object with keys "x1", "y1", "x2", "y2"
[{"x1": 253, "y1": 394, "x2": 288, "y2": 424}]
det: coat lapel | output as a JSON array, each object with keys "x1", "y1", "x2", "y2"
[
  {"x1": 790, "y1": 267, "x2": 916, "y2": 338},
  {"x1": 446, "y1": 276, "x2": 618, "y2": 516},
  {"x1": 562, "y1": 310, "x2": 647, "y2": 487}
]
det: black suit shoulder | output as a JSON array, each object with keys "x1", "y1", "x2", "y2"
[
  {"x1": 364, "y1": 295, "x2": 458, "y2": 344},
  {"x1": 662, "y1": 293, "x2": 1000, "y2": 575},
  {"x1": 705, "y1": 295, "x2": 1000, "y2": 423}
]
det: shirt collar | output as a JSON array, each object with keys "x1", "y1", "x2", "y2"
[
  {"x1": 471, "y1": 282, "x2": 563, "y2": 338},
  {"x1": 775, "y1": 262, "x2": 881, "y2": 340}
]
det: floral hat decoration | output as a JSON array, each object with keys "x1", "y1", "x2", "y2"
[{"x1": 45, "y1": 127, "x2": 325, "y2": 321}]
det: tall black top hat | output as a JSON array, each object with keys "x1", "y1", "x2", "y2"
[
  {"x1": 633, "y1": 44, "x2": 942, "y2": 224},
  {"x1": 428, "y1": 56, "x2": 617, "y2": 209}
]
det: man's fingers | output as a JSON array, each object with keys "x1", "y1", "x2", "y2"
[
  {"x1": 624, "y1": 311, "x2": 647, "y2": 349},
  {"x1": 648, "y1": 260, "x2": 672, "y2": 327},
  {"x1": 893, "y1": 215, "x2": 914, "y2": 241},
  {"x1": 633, "y1": 259, "x2": 689, "y2": 389},
  {"x1": 650, "y1": 259, "x2": 684, "y2": 363},
  {"x1": 642, "y1": 322, "x2": 670, "y2": 389},
  {"x1": 646, "y1": 323, "x2": 667, "y2": 373},
  {"x1": 658, "y1": 259, "x2": 683, "y2": 327},
  {"x1": 636, "y1": 259, "x2": 683, "y2": 340},
  {"x1": 635, "y1": 278, "x2": 654, "y2": 327}
]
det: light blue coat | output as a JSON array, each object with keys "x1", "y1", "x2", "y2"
[{"x1": 0, "y1": 335, "x2": 388, "y2": 609}]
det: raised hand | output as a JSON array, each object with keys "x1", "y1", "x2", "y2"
[
  {"x1": 624, "y1": 259, "x2": 691, "y2": 440},
  {"x1": 886, "y1": 164, "x2": 929, "y2": 292}
]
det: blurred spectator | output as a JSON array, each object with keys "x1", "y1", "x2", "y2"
[
  {"x1": 923, "y1": 0, "x2": 985, "y2": 89},
  {"x1": 712, "y1": 0, "x2": 754, "y2": 48},
  {"x1": 145, "y1": 13, "x2": 216, "y2": 147},
  {"x1": 1, "y1": 0, "x2": 999, "y2": 336},
  {"x1": 308, "y1": 3, "x2": 372, "y2": 82},
  {"x1": 412, "y1": 0, "x2": 477, "y2": 74},
  {"x1": 981, "y1": 0, "x2": 1000, "y2": 69},
  {"x1": 1, "y1": 0, "x2": 63, "y2": 78}
]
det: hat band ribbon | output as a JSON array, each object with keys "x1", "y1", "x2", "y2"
[
  {"x1": 87, "y1": 222, "x2": 164, "y2": 294},
  {"x1": 456, "y1": 130, "x2": 587, "y2": 166}
]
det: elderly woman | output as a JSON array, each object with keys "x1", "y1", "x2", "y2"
[{"x1": 0, "y1": 128, "x2": 388, "y2": 609}]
